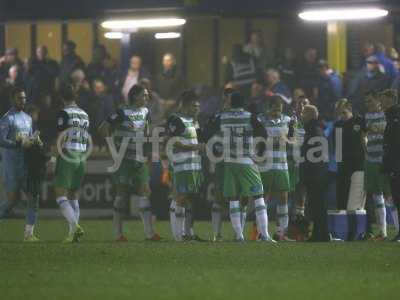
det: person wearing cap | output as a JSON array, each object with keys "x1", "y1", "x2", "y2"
[
  {"x1": 315, "y1": 59, "x2": 342, "y2": 120},
  {"x1": 350, "y1": 55, "x2": 390, "y2": 114}
]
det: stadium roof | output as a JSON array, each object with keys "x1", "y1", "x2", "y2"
[{"x1": 1, "y1": 0, "x2": 399, "y2": 20}]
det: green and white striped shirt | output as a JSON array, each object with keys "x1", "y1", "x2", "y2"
[
  {"x1": 168, "y1": 113, "x2": 202, "y2": 173},
  {"x1": 59, "y1": 105, "x2": 90, "y2": 153},
  {"x1": 111, "y1": 106, "x2": 149, "y2": 162},
  {"x1": 365, "y1": 111, "x2": 386, "y2": 163},
  {"x1": 220, "y1": 108, "x2": 254, "y2": 165},
  {"x1": 259, "y1": 114, "x2": 291, "y2": 172},
  {"x1": 287, "y1": 116, "x2": 305, "y2": 166}
]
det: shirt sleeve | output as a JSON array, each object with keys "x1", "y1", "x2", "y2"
[
  {"x1": 0, "y1": 115, "x2": 17, "y2": 148},
  {"x1": 106, "y1": 109, "x2": 125, "y2": 126},
  {"x1": 167, "y1": 115, "x2": 186, "y2": 136},
  {"x1": 56, "y1": 110, "x2": 69, "y2": 132}
]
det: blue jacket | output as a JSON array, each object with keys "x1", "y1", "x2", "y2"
[
  {"x1": 270, "y1": 81, "x2": 292, "y2": 104},
  {"x1": 0, "y1": 107, "x2": 32, "y2": 161},
  {"x1": 375, "y1": 52, "x2": 398, "y2": 82},
  {"x1": 329, "y1": 71, "x2": 342, "y2": 99}
]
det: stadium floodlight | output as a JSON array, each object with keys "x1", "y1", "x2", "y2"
[
  {"x1": 101, "y1": 18, "x2": 186, "y2": 30},
  {"x1": 298, "y1": 7, "x2": 388, "y2": 21},
  {"x1": 155, "y1": 32, "x2": 181, "y2": 39},
  {"x1": 104, "y1": 32, "x2": 123, "y2": 39}
]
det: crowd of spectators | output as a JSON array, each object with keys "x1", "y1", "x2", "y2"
[
  {"x1": 0, "y1": 41, "x2": 184, "y2": 152},
  {"x1": 224, "y1": 30, "x2": 400, "y2": 121},
  {"x1": 1, "y1": 30, "x2": 400, "y2": 153}
]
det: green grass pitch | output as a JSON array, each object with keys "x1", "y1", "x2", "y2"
[{"x1": 1, "y1": 220, "x2": 399, "y2": 300}]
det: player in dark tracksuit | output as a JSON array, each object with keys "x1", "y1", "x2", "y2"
[
  {"x1": 24, "y1": 105, "x2": 51, "y2": 241},
  {"x1": 24, "y1": 133, "x2": 50, "y2": 235},
  {"x1": 300, "y1": 105, "x2": 330, "y2": 242}
]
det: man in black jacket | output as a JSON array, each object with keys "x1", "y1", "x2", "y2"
[
  {"x1": 59, "y1": 41, "x2": 85, "y2": 85},
  {"x1": 25, "y1": 45, "x2": 59, "y2": 105},
  {"x1": 381, "y1": 89, "x2": 400, "y2": 242},
  {"x1": 300, "y1": 105, "x2": 330, "y2": 241},
  {"x1": 155, "y1": 53, "x2": 184, "y2": 102},
  {"x1": 334, "y1": 99, "x2": 366, "y2": 210}
]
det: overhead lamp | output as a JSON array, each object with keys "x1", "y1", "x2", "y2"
[
  {"x1": 101, "y1": 18, "x2": 186, "y2": 30},
  {"x1": 298, "y1": 7, "x2": 388, "y2": 22},
  {"x1": 155, "y1": 32, "x2": 181, "y2": 39},
  {"x1": 104, "y1": 32, "x2": 123, "y2": 39}
]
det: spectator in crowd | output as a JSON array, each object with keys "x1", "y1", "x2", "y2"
[
  {"x1": 297, "y1": 48, "x2": 319, "y2": 99},
  {"x1": 25, "y1": 45, "x2": 59, "y2": 105},
  {"x1": 388, "y1": 47, "x2": 399, "y2": 63},
  {"x1": 138, "y1": 78, "x2": 165, "y2": 129},
  {"x1": 59, "y1": 40, "x2": 85, "y2": 85},
  {"x1": 195, "y1": 84, "x2": 220, "y2": 127},
  {"x1": 300, "y1": 105, "x2": 330, "y2": 242},
  {"x1": 0, "y1": 65, "x2": 25, "y2": 116},
  {"x1": 36, "y1": 92, "x2": 60, "y2": 144},
  {"x1": 390, "y1": 49, "x2": 400, "y2": 96},
  {"x1": 87, "y1": 44, "x2": 117, "y2": 89},
  {"x1": 243, "y1": 30, "x2": 273, "y2": 71},
  {"x1": 223, "y1": 81, "x2": 237, "y2": 91},
  {"x1": 315, "y1": 59, "x2": 342, "y2": 119},
  {"x1": 247, "y1": 81, "x2": 266, "y2": 114},
  {"x1": 276, "y1": 47, "x2": 297, "y2": 90},
  {"x1": 334, "y1": 99, "x2": 366, "y2": 211},
  {"x1": 264, "y1": 68, "x2": 292, "y2": 106},
  {"x1": 362, "y1": 42, "x2": 375, "y2": 60},
  {"x1": 350, "y1": 55, "x2": 390, "y2": 113},
  {"x1": 155, "y1": 53, "x2": 184, "y2": 102},
  {"x1": 290, "y1": 89, "x2": 307, "y2": 111},
  {"x1": 119, "y1": 55, "x2": 151, "y2": 104},
  {"x1": 70, "y1": 69, "x2": 91, "y2": 111},
  {"x1": 225, "y1": 44, "x2": 258, "y2": 97},
  {"x1": 87, "y1": 78, "x2": 115, "y2": 146},
  {"x1": 0, "y1": 48, "x2": 24, "y2": 82},
  {"x1": 375, "y1": 43, "x2": 398, "y2": 84},
  {"x1": 6, "y1": 65, "x2": 24, "y2": 87},
  {"x1": 392, "y1": 73, "x2": 400, "y2": 96}
]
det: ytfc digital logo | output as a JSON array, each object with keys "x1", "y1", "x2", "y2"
[{"x1": 56, "y1": 126, "x2": 345, "y2": 172}]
